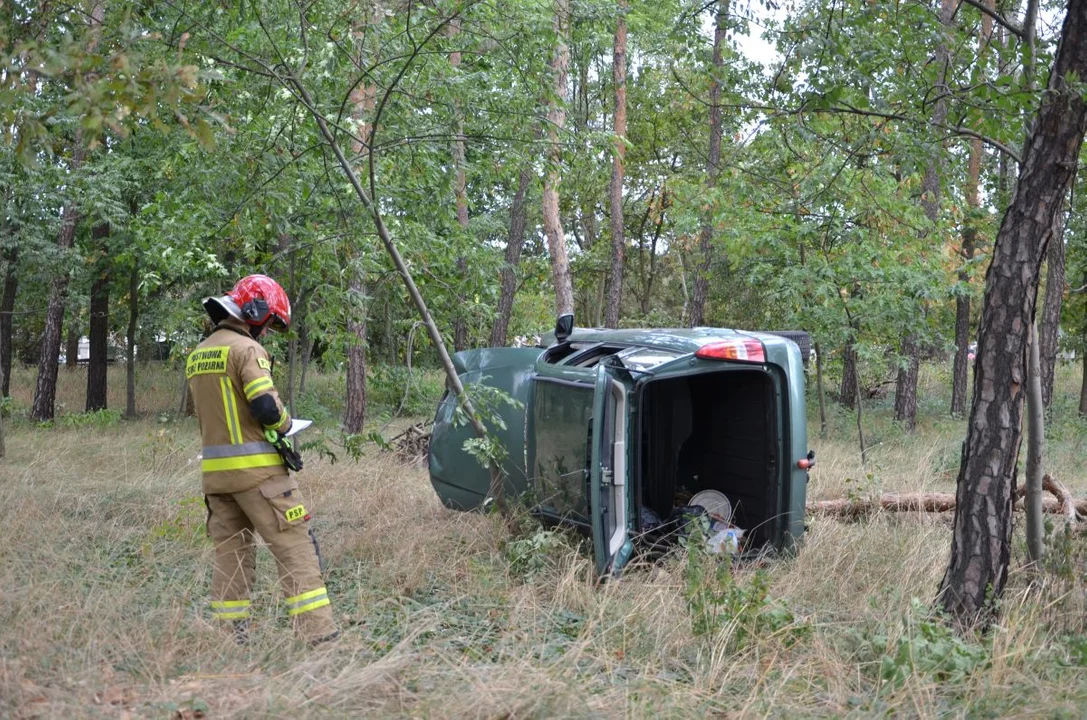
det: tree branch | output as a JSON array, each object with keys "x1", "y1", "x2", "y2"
[{"x1": 960, "y1": 0, "x2": 1025, "y2": 38}]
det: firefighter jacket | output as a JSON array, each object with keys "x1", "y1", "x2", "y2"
[{"x1": 187, "y1": 318, "x2": 292, "y2": 494}]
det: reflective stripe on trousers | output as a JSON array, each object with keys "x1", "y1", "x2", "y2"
[
  {"x1": 211, "y1": 598, "x2": 251, "y2": 620},
  {"x1": 286, "y1": 587, "x2": 330, "y2": 616}
]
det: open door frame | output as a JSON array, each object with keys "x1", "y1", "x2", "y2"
[{"x1": 590, "y1": 364, "x2": 633, "y2": 577}]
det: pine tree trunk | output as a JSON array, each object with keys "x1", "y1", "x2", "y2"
[
  {"x1": 839, "y1": 342, "x2": 857, "y2": 410},
  {"x1": 542, "y1": 0, "x2": 575, "y2": 317},
  {"x1": 603, "y1": 0, "x2": 628, "y2": 329},
  {"x1": 0, "y1": 246, "x2": 17, "y2": 398},
  {"x1": 491, "y1": 165, "x2": 533, "y2": 347},
  {"x1": 1039, "y1": 212, "x2": 1067, "y2": 408},
  {"x1": 125, "y1": 258, "x2": 138, "y2": 418},
  {"x1": 939, "y1": 0, "x2": 1087, "y2": 627},
  {"x1": 689, "y1": 0, "x2": 727, "y2": 328},
  {"x1": 86, "y1": 223, "x2": 110, "y2": 412}
]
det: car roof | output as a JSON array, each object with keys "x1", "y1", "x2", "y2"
[{"x1": 541, "y1": 326, "x2": 796, "y2": 356}]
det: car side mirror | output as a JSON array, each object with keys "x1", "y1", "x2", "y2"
[{"x1": 555, "y1": 313, "x2": 574, "y2": 344}]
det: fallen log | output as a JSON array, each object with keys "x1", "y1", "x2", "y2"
[
  {"x1": 1016, "y1": 474, "x2": 1078, "y2": 525},
  {"x1": 808, "y1": 480, "x2": 1087, "y2": 520}
]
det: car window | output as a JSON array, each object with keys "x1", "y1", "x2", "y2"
[
  {"x1": 567, "y1": 345, "x2": 626, "y2": 368},
  {"x1": 542, "y1": 341, "x2": 598, "y2": 364},
  {"x1": 531, "y1": 380, "x2": 593, "y2": 522}
]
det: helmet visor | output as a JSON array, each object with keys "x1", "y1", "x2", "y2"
[{"x1": 267, "y1": 313, "x2": 289, "y2": 333}]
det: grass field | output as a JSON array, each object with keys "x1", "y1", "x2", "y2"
[{"x1": 1, "y1": 362, "x2": 1086, "y2": 718}]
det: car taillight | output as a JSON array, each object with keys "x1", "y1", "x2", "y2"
[{"x1": 694, "y1": 339, "x2": 766, "y2": 363}]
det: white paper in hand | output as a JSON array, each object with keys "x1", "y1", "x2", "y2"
[{"x1": 286, "y1": 419, "x2": 313, "y2": 437}]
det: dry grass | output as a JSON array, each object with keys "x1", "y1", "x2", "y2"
[{"x1": 1, "y1": 363, "x2": 1085, "y2": 718}]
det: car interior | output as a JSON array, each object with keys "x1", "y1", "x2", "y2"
[{"x1": 636, "y1": 368, "x2": 782, "y2": 553}]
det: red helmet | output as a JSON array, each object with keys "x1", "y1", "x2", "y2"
[{"x1": 204, "y1": 274, "x2": 291, "y2": 332}]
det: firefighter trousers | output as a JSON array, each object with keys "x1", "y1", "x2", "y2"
[{"x1": 205, "y1": 475, "x2": 337, "y2": 642}]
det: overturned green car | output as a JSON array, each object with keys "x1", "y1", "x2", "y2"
[{"x1": 429, "y1": 317, "x2": 813, "y2": 575}]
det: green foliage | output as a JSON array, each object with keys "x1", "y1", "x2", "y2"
[
  {"x1": 58, "y1": 408, "x2": 122, "y2": 428},
  {"x1": 453, "y1": 379, "x2": 525, "y2": 469},
  {"x1": 853, "y1": 599, "x2": 989, "y2": 691},
  {"x1": 505, "y1": 527, "x2": 574, "y2": 580},
  {"x1": 368, "y1": 366, "x2": 445, "y2": 418},
  {"x1": 683, "y1": 526, "x2": 807, "y2": 646}
]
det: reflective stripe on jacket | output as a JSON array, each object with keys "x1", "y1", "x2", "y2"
[{"x1": 188, "y1": 318, "x2": 291, "y2": 494}]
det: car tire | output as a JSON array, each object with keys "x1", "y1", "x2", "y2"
[{"x1": 758, "y1": 330, "x2": 812, "y2": 364}]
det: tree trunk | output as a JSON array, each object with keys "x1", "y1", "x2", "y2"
[
  {"x1": 1038, "y1": 212, "x2": 1067, "y2": 409},
  {"x1": 450, "y1": 17, "x2": 471, "y2": 352},
  {"x1": 341, "y1": 11, "x2": 378, "y2": 437},
  {"x1": 343, "y1": 275, "x2": 368, "y2": 435},
  {"x1": 603, "y1": 0, "x2": 628, "y2": 329},
  {"x1": 1080, "y1": 336, "x2": 1087, "y2": 415},
  {"x1": 952, "y1": 0, "x2": 994, "y2": 416},
  {"x1": 939, "y1": 0, "x2": 1087, "y2": 628},
  {"x1": 896, "y1": 0, "x2": 954, "y2": 431},
  {"x1": 1081, "y1": 272, "x2": 1087, "y2": 416},
  {"x1": 32, "y1": 195, "x2": 81, "y2": 422},
  {"x1": 542, "y1": 0, "x2": 575, "y2": 317},
  {"x1": 809, "y1": 484, "x2": 1086, "y2": 517},
  {"x1": 815, "y1": 341, "x2": 827, "y2": 439},
  {"x1": 689, "y1": 0, "x2": 728, "y2": 328},
  {"x1": 125, "y1": 258, "x2": 138, "y2": 418},
  {"x1": 30, "y1": 2, "x2": 102, "y2": 422},
  {"x1": 490, "y1": 164, "x2": 533, "y2": 347},
  {"x1": 299, "y1": 324, "x2": 313, "y2": 395},
  {"x1": 65, "y1": 320, "x2": 80, "y2": 369},
  {"x1": 0, "y1": 375, "x2": 5, "y2": 458},
  {"x1": 839, "y1": 342, "x2": 857, "y2": 410},
  {"x1": 894, "y1": 335, "x2": 920, "y2": 431},
  {"x1": 1025, "y1": 321, "x2": 1045, "y2": 566},
  {"x1": 85, "y1": 223, "x2": 110, "y2": 412},
  {"x1": 0, "y1": 247, "x2": 17, "y2": 398},
  {"x1": 950, "y1": 230, "x2": 975, "y2": 416},
  {"x1": 854, "y1": 348, "x2": 867, "y2": 466}
]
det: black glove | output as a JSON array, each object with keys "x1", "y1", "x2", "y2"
[{"x1": 265, "y1": 429, "x2": 303, "y2": 472}]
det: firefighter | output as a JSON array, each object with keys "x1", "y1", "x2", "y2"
[{"x1": 187, "y1": 274, "x2": 338, "y2": 645}]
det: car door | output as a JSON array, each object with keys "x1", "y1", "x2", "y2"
[{"x1": 589, "y1": 363, "x2": 634, "y2": 577}]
